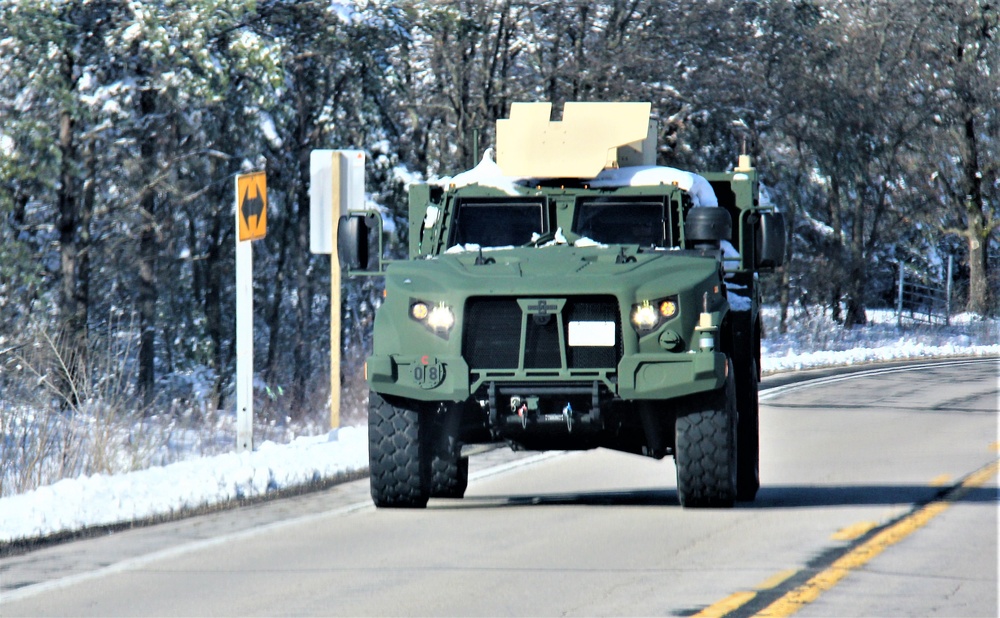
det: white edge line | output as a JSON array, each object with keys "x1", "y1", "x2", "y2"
[{"x1": 759, "y1": 358, "x2": 994, "y2": 401}]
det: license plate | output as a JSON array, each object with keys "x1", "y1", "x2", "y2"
[{"x1": 567, "y1": 321, "x2": 616, "y2": 347}]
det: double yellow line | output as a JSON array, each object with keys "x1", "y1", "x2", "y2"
[{"x1": 695, "y1": 457, "x2": 1000, "y2": 618}]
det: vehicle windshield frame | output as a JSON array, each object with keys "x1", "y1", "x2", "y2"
[
  {"x1": 449, "y1": 198, "x2": 549, "y2": 248},
  {"x1": 571, "y1": 196, "x2": 673, "y2": 247}
]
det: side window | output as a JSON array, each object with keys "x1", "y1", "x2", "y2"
[
  {"x1": 573, "y1": 198, "x2": 668, "y2": 247},
  {"x1": 451, "y1": 200, "x2": 546, "y2": 247}
]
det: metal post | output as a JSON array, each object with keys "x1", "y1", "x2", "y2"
[
  {"x1": 330, "y1": 158, "x2": 342, "y2": 430},
  {"x1": 236, "y1": 183, "x2": 253, "y2": 452},
  {"x1": 945, "y1": 254, "x2": 953, "y2": 326},
  {"x1": 896, "y1": 261, "x2": 905, "y2": 328}
]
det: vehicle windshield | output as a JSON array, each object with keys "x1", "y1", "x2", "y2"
[
  {"x1": 451, "y1": 200, "x2": 545, "y2": 247},
  {"x1": 573, "y1": 199, "x2": 667, "y2": 247}
]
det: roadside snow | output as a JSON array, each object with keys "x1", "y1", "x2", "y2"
[
  {"x1": 0, "y1": 427, "x2": 368, "y2": 544},
  {"x1": 0, "y1": 310, "x2": 996, "y2": 544},
  {"x1": 760, "y1": 309, "x2": 999, "y2": 373}
]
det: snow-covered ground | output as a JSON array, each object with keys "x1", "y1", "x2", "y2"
[
  {"x1": 1, "y1": 309, "x2": 997, "y2": 545},
  {"x1": 761, "y1": 308, "x2": 999, "y2": 373}
]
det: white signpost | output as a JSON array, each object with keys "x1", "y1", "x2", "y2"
[
  {"x1": 309, "y1": 149, "x2": 365, "y2": 429},
  {"x1": 235, "y1": 171, "x2": 267, "y2": 453}
]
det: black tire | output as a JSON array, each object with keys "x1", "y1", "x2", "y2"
[
  {"x1": 675, "y1": 360, "x2": 738, "y2": 508},
  {"x1": 431, "y1": 451, "x2": 469, "y2": 499},
  {"x1": 368, "y1": 391, "x2": 429, "y2": 508},
  {"x1": 429, "y1": 402, "x2": 469, "y2": 499},
  {"x1": 736, "y1": 358, "x2": 760, "y2": 502}
]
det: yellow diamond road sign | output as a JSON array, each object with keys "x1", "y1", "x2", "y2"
[{"x1": 237, "y1": 171, "x2": 267, "y2": 241}]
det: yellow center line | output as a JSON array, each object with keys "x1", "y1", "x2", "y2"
[
  {"x1": 929, "y1": 473, "x2": 952, "y2": 487},
  {"x1": 830, "y1": 520, "x2": 878, "y2": 541},
  {"x1": 693, "y1": 591, "x2": 758, "y2": 618},
  {"x1": 754, "y1": 569, "x2": 798, "y2": 591},
  {"x1": 692, "y1": 569, "x2": 800, "y2": 617},
  {"x1": 753, "y1": 459, "x2": 1000, "y2": 618}
]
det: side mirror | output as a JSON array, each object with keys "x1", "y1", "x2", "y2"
[
  {"x1": 338, "y1": 214, "x2": 369, "y2": 270},
  {"x1": 755, "y1": 211, "x2": 785, "y2": 269}
]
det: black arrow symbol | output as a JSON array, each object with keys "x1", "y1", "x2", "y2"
[{"x1": 241, "y1": 182, "x2": 265, "y2": 226}]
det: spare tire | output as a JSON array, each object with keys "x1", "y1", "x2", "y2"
[{"x1": 685, "y1": 207, "x2": 732, "y2": 248}]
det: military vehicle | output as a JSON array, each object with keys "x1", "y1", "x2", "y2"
[{"x1": 338, "y1": 102, "x2": 785, "y2": 509}]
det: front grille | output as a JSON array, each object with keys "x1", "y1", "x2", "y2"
[
  {"x1": 524, "y1": 316, "x2": 560, "y2": 368},
  {"x1": 463, "y1": 296, "x2": 622, "y2": 371},
  {"x1": 464, "y1": 298, "x2": 521, "y2": 368}
]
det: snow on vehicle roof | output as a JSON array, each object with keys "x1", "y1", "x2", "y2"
[
  {"x1": 433, "y1": 149, "x2": 720, "y2": 207},
  {"x1": 589, "y1": 165, "x2": 718, "y2": 207},
  {"x1": 431, "y1": 148, "x2": 524, "y2": 195}
]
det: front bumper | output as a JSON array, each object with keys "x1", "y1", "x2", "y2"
[{"x1": 366, "y1": 351, "x2": 727, "y2": 402}]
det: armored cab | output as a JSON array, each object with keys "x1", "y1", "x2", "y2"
[{"x1": 339, "y1": 102, "x2": 785, "y2": 509}]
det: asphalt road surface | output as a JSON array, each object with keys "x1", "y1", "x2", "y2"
[{"x1": 2, "y1": 358, "x2": 997, "y2": 617}]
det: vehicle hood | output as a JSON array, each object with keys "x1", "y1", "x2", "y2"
[{"x1": 383, "y1": 246, "x2": 721, "y2": 299}]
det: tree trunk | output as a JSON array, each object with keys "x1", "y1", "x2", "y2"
[
  {"x1": 292, "y1": 149, "x2": 315, "y2": 417},
  {"x1": 844, "y1": 264, "x2": 868, "y2": 327},
  {"x1": 56, "y1": 50, "x2": 86, "y2": 406},
  {"x1": 966, "y1": 205, "x2": 990, "y2": 315},
  {"x1": 962, "y1": 111, "x2": 991, "y2": 315},
  {"x1": 827, "y1": 175, "x2": 844, "y2": 324},
  {"x1": 204, "y1": 198, "x2": 227, "y2": 407},
  {"x1": 844, "y1": 177, "x2": 868, "y2": 328},
  {"x1": 137, "y1": 86, "x2": 158, "y2": 407},
  {"x1": 264, "y1": 185, "x2": 289, "y2": 386}
]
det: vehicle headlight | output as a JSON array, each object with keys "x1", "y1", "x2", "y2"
[
  {"x1": 630, "y1": 296, "x2": 679, "y2": 334},
  {"x1": 426, "y1": 304, "x2": 455, "y2": 332},
  {"x1": 631, "y1": 302, "x2": 659, "y2": 332},
  {"x1": 410, "y1": 299, "x2": 455, "y2": 337}
]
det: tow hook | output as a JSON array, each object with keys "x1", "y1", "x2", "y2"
[
  {"x1": 511, "y1": 396, "x2": 529, "y2": 429},
  {"x1": 563, "y1": 403, "x2": 574, "y2": 433}
]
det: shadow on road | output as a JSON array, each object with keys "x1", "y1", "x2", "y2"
[{"x1": 433, "y1": 484, "x2": 997, "y2": 510}]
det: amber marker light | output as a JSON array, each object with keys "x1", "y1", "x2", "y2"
[
  {"x1": 410, "y1": 302, "x2": 429, "y2": 321},
  {"x1": 659, "y1": 299, "x2": 678, "y2": 319}
]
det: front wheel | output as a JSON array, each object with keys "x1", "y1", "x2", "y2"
[
  {"x1": 368, "y1": 391, "x2": 429, "y2": 508},
  {"x1": 674, "y1": 360, "x2": 738, "y2": 508}
]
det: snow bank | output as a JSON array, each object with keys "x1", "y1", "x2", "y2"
[
  {"x1": 0, "y1": 427, "x2": 368, "y2": 544},
  {"x1": 760, "y1": 308, "x2": 1000, "y2": 373},
  {"x1": 763, "y1": 342, "x2": 1000, "y2": 373}
]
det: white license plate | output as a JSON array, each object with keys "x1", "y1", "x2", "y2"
[{"x1": 567, "y1": 321, "x2": 616, "y2": 347}]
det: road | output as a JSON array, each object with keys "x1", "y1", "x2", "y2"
[{"x1": 2, "y1": 358, "x2": 997, "y2": 617}]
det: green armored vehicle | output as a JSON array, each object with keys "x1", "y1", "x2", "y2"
[{"x1": 339, "y1": 102, "x2": 785, "y2": 509}]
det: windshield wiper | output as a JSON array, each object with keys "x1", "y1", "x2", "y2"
[{"x1": 523, "y1": 231, "x2": 555, "y2": 247}]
